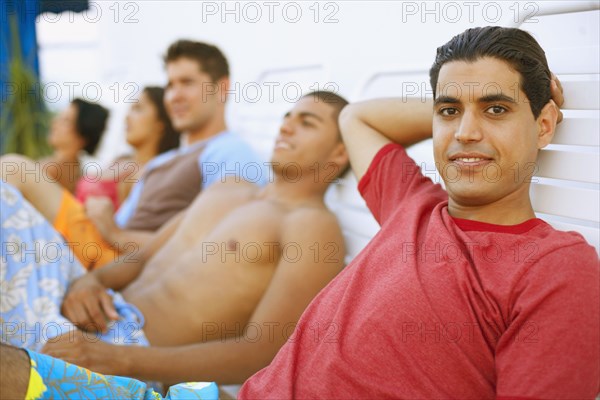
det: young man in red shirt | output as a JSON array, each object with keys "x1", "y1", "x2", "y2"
[{"x1": 240, "y1": 26, "x2": 599, "y2": 398}]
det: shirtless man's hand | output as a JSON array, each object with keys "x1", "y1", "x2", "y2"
[
  {"x1": 61, "y1": 273, "x2": 119, "y2": 333},
  {"x1": 41, "y1": 329, "x2": 126, "y2": 376}
]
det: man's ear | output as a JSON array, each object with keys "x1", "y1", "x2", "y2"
[
  {"x1": 217, "y1": 77, "x2": 230, "y2": 102},
  {"x1": 536, "y1": 100, "x2": 558, "y2": 149},
  {"x1": 329, "y1": 142, "x2": 350, "y2": 174}
]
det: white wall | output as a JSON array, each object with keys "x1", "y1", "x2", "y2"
[{"x1": 36, "y1": 0, "x2": 591, "y2": 163}]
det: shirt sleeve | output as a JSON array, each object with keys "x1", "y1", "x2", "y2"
[
  {"x1": 495, "y1": 242, "x2": 600, "y2": 399},
  {"x1": 358, "y1": 143, "x2": 446, "y2": 224},
  {"x1": 198, "y1": 135, "x2": 267, "y2": 190}
]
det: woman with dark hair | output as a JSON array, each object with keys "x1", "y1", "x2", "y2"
[
  {"x1": 1, "y1": 86, "x2": 179, "y2": 270},
  {"x1": 76, "y1": 86, "x2": 180, "y2": 209},
  {"x1": 41, "y1": 98, "x2": 109, "y2": 193}
]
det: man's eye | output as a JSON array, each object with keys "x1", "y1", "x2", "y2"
[
  {"x1": 301, "y1": 120, "x2": 315, "y2": 127},
  {"x1": 486, "y1": 105, "x2": 507, "y2": 115},
  {"x1": 439, "y1": 107, "x2": 458, "y2": 116}
]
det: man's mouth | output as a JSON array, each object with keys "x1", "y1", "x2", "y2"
[
  {"x1": 448, "y1": 153, "x2": 494, "y2": 168},
  {"x1": 274, "y1": 140, "x2": 293, "y2": 150},
  {"x1": 453, "y1": 157, "x2": 489, "y2": 163},
  {"x1": 171, "y1": 105, "x2": 188, "y2": 116}
]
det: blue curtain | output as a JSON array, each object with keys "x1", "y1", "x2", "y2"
[{"x1": 0, "y1": 0, "x2": 88, "y2": 153}]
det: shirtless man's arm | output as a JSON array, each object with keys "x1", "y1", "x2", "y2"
[
  {"x1": 60, "y1": 211, "x2": 185, "y2": 333},
  {"x1": 45, "y1": 208, "x2": 345, "y2": 384},
  {"x1": 84, "y1": 196, "x2": 154, "y2": 252}
]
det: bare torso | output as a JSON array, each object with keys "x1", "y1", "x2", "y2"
[{"x1": 122, "y1": 181, "x2": 324, "y2": 346}]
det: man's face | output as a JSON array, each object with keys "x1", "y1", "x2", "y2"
[
  {"x1": 271, "y1": 96, "x2": 347, "y2": 179},
  {"x1": 432, "y1": 57, "x2": 549, "y2": 208},
  {"x1": 164, "y1": 57, "x2": 221, "y2": 133}
]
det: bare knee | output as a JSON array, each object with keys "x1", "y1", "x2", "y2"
[
  {"x1": 0, "y1": 344, "x2": 30, "y2": 400},
  {"x1": 0, "y1": 154, "x2": 40, "y2": 194}
]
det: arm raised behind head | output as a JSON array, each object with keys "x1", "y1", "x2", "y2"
[{"x1": 339, "y1": 97, "x2": 434, "y2": 182}]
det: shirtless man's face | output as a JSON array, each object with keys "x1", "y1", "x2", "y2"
[
  {"x1": 272, "y1": 96, "x2": 347, "y2": 179},
  {"x1": 432, "y1": 57, "x2": 556, "y2": 209}
]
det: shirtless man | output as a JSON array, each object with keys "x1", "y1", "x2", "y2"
[{"x1": 0, "y1": 91, "x2": 350, "y2": 386}]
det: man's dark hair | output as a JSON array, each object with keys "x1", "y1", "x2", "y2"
[
  {"x1": 164, "y1": 40, "x2": 229, "y2": 83},
  {"x1": 302, "y1": 90, "x2": 351, "y2": 178},
  {"x1": 71, "y1": 98, "x2": 109, "y2": 154},
  {"x1": 142, "y1": 86, "x2": 180, "y2": 154},
  {"x1": 429, "y1": 26, "x2": 551, "y2": 119}
]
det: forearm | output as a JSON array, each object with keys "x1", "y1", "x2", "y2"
[
  {"x1": 107, "y1": 228, "x2": 153, "y2": 253},
  {"x1": 339, "y1": 97, "x2": 434, "y2": 180},
  {"x1": 123, "y1": 338, "x2": 279, "y2": 384},
  {"x1": 341, "y1": 97, "x2": 433, "y2": 146},
  {"x1": 93, "y1": 250, "x2": 146, "y2": 291}
]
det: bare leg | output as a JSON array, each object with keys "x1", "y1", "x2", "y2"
[
  {"x1": 0, "y1": 344, "x2": 219, "y2": 399},
  {"x1": 0, "y1": 154, "x2": 64, "y2": 223},
  {"x1": 0, "y1": 344, "x2": 30, "y2": 400}
]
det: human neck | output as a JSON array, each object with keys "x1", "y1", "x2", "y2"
[
  {"x1": 133, "y1": 141, "x2": 158, "y2": 167},
  {"x1": 259, "y1": 175, "x2": 327, "y2": 208},
  {"x1": 185, "y1": 116, "x2": 227, "y2": 145},
  {"x1": 447, "y1": 188, "x2": 536, "y2": 225},
  {"x1": 53, "y1": 148, "x2": 80, "y2": 163}
]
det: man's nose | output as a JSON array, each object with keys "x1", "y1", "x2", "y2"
[
  {"x1": 166, "y1": 85, "x2": 183, "y2": 103},
  {"x1": 279, "y1": 118, "x2": 294, "y2": 136},
  {"x1": 454, "y1": 111, "x2": 483, "y2": 143}
]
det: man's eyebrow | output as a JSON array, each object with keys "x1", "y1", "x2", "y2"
[
  {"x1": 478, "y1": 94, "x2": 517, "y2": 104},
  {"x1": 434, "y1": 96, "x2": 460, "y2": 106},
  {"x1": 283, "y1": 111, "x2": 325, "y2": 122},
  {"x1": 434, "y1": 94, "x2": 518, "y2": 106},
  {"x1": 298, "y1": 112, "x2": 324, "y2": 122}
]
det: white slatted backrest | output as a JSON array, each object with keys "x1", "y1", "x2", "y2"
[
  {"x1": 233, "y1": 64, "x2": 331, "y2": 161},
  {"x1": 524, "y1": 6, "x2": 600, "y2": 251}
]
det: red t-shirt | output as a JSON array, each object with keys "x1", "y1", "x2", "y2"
[{"x1": 240, "y1": 144, "x2": 600, "y2": 399}]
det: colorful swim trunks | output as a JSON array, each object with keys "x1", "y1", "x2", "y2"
[{"x1": 25, "y1": 349, "x2": 219, "y2": 399}]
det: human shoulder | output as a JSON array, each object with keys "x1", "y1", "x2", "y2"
[
  {"x1": 206, "y1": 175, "x2": 259, "y2": 194},
  {"x1": 203, "y1": 131, "x2": 258, "y2": 156},
  {"x1": 526, "y1": 222, "x2": 598, "y2": 264},
  {"x1": 515, "y1": 229, "x2": 598, "y2": 293},
  {"x1": 145, "y1": 148, "x2": 180, "y2": 171},
  {"x1": 531, "y1": 236, "x2": 598, "y2": 269},
  {"x1": 283, "y1": 206, "x2": 344, "y2": 244}
]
